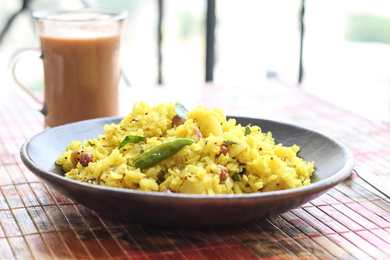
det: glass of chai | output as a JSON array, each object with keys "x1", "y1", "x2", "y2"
[{"x1": 11, "y1": 9, "x2": 127, "y2": 127}]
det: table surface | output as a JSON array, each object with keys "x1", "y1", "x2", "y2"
[{"x1": 1, "y1": 81, "x2": 390, "y2": 259}]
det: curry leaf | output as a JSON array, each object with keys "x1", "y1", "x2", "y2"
[
  {"x1": 245, "y1": 126, "x2": 251, "y2": 136},
  {"x1": 175, "y1": 102, "x2": 188, "y2": 119},
  {"x1": 232, "y1": 173, "x2": 241, "y2": 181},
  {"x1": 224, "y1": 140, "x2": 238, "y2": 146}
]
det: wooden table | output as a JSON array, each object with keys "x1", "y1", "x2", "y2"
[{"x1": 1, "y1": 81, "x2": 390, "y2": 259}]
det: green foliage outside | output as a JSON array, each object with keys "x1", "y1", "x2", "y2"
[
  {"x1": 178, "y1": 10, "x2": 202, "y2": 40},
  {"x1": 346, "y1": 14, "x2": 390, "y2": 44}
]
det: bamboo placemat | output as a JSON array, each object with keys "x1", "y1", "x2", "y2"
[{"x1": 1, "y1": 85, "x2": 390, "y2": 259}]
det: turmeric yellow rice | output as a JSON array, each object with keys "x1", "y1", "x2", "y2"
[{"x1": 56, "y1": 102, "x2": 315, "y2": 194}]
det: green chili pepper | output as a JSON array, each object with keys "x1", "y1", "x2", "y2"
[
  {"x1": 245, "y1": 126, "x2": 251, "y2": 136},
  {"x1": 175, "y1": 102, "x2": 188, "y2": 119},
  {"x1": 118, "y1": 135, "x2": 145, "y2": 149},
  {"x1": 134, "y1": 138, "x2": 194, "y2": 169}
]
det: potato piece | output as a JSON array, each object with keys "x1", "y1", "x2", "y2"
[
  {"x1": 189, "y1": 108, "x2": 223, "y2": 137},
  {"x1": 180, "y1": 179, "x2": 206, "y2": 194}
]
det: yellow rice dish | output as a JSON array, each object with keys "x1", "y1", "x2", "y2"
[{"x1": 56, "y1": 102, "x2": 315, "y2": 194}]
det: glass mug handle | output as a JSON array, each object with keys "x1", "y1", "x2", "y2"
[{"x1": 9, "y1": 48, "x2": 47, "y2": 115}]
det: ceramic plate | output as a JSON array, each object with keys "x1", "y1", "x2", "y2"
[{"x1": 20, "y1": 116, "x2": 354, "y2": 227}]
